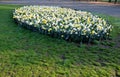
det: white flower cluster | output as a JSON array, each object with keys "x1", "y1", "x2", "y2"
[{"x1": 13, "y1": 6, "x2": 112, "y2": 42}]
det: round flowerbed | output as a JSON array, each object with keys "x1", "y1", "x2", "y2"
[{"x1": 13, "y1": 6, "x2": 112, "y2": 43}]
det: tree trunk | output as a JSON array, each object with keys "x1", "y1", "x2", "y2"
[
  {"x1": 109, "y1": 0, "x2": 111, "y2": 2},
  {"x1": 114, "y1": 0, "x2": 117, "y2": 4}
]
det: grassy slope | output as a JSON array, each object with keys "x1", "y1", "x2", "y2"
[{"x1": 0, "y1": 5, "x2": 120, "y2": 77}]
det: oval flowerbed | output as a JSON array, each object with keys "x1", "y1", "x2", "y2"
[{"x1": 13, "y1": 6, "x2": 112, "y2": 43}]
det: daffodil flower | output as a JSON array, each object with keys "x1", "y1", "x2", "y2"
[{"x1": 13, "y1": 5, "x2": 112, "y2": 42}]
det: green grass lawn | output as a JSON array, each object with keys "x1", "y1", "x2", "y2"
[{"x1": 0, "y1": 5, "x2": 120, "y2": 77}]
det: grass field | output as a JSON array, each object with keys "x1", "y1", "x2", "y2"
[{"x1": 0, "y1": 5, "x2": 120, "y2": 77}]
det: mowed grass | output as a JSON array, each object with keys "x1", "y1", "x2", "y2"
[{"x1": 0, "y1": 5, "x2": 120, "y2": 77}]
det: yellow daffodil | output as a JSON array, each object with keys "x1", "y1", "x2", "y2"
[
  {"x1": 91, "y1": 30, "x2": 95, "y2": 35},
  {"x1": 87, "y1": 17, "x2": 90, "y2": 24},
  {"x1": 48, "y1": 28, "x2": 52, "y2": 32},
  {"x1": 42, "y1": 19, "x2": 47, "y2": 24}
]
